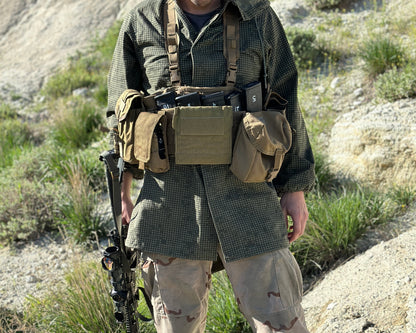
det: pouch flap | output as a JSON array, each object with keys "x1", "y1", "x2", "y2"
[
  {"x1": 115, "y1": 89, "x2": 144, "y2": 121},
  {"x1": 242, "y1": 111, "x2": 292, "y2": 156},
  {"x1": 264, "y1": 91, "x2": 288, "y2": 113},
  {"x1": 173, "y1": 106, "x2": 233, "y2": 135},
  {"x1": 134, "y1": 111, "x2": 166, "y2": 163}
]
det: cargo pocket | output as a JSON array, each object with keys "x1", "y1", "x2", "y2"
[
  {"x1": 273, "y1": 248, "x2": 303, "y2": 310},
  {"x1": 229, "y1": 109, "x2": 292, "y2": 183},
  {"x1": 172, "y1": 106, "x2": 233, "y2": 164},
  {"x1": 134, "y1": 111, "x2": 170, "y2": 173}
]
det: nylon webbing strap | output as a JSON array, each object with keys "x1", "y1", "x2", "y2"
[
  {"x1": 164, "y1": 0, "x2": 181, "y2": 86},
  {"x1": 164, "y1": 1, "x2": 240, "y2": 87},
  {"x1": 223, "y1": 5, "x2": 240, "y2": 87}
]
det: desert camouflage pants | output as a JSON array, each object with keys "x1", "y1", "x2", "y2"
[{"x1": 141, "y1": 247, "x2": 309, "y2": 333}]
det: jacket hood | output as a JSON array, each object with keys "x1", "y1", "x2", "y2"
[{"x1": 227, "y1": 0, "x2": 271, "y2": 20}]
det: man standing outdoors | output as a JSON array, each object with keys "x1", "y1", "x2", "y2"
[{"x1": 106, "y1": 0, "x2": 315, "y2": 332}]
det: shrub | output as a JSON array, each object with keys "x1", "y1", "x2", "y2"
[
  {"x1": 50, "y1": 97, "x2": 104, "y2": 149},
  {"x1": 375, "y1": 63, "x2": 416, "y2": 101},
  {"x1": 0, "y1": 102, "x2": 17, "y2": 120},
  {"x1": 94, "y1": 21, "x2": 122, "y2": 61},
  {"x1": 286, "y1": 28, "x2": 325, "y2": 70},
  {"x1": 359, "y1": 38, "x2": 406, "y2": 77},
  {"x1": 0, "y1": 178, "x2": 60, "y2": 244},
  {"x1": 42, "y1": 53, "x2": 102, "y2": 99},
  {"x1": 42, "y1": 21, "x2": 121, "y2": 102},
  {"x1": 0, "y1": 307, "x2": 37, "y2": 333},
  {"x1": 0, "y1": 117, "x2": 34, "y2": 169}
]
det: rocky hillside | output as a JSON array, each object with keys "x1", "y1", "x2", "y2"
[
  {"x1": 0, "y1": 0, "x2": 139, "y2": 102},
  {"x1": 1, "y1": 0, "x2": 415, "y2": 332}
]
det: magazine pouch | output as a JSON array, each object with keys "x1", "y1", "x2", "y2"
[
  {"x1": 230, "y1": 109, "x2": 292, "y2": 183},
  {"x1": 115, "y1": 89, "x2": 144, "y2": 164},
  {"x1": 172, "y1": 106, "x2": 233, "y2": 164},
  {"x1": 134, "y1": 111, "x2": 170, "y2": 173}
]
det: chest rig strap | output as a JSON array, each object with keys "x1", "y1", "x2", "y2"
[
  {"x1": 223, "y1": 4, "x2": 240, "y2": 87},
  {"x1": 163, "y1": 0, "x2": 241, "y2": 88}
]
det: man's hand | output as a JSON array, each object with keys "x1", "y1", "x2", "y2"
[
  {"x1": 280, "y1": 191, "x2": 308, "y2": 243},
  {"x1": 121, "y1": 172, "x2": 134, "y2": 225}
]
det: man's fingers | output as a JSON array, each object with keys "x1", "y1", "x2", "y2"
[{"x1": 287, "y1": 211, "x2": 308, "y2": 243}]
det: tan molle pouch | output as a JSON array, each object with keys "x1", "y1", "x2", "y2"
[
  {"x1": 115, "y1": 89, "x2": 144, "y2": 164},
  {"x1": 172, "y1": 106, "x2": 233, "y2": 164},
  {"x1": 134, "y1": 111, "x2": 170, "y2": 173},
  {"x1": 230, "y1": 110, "x2": 292, "y2": 183}
]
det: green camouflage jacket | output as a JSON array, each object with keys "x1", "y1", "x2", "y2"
[{"x1": 106, "y1": 0, "x2": 315, "y2": 262}]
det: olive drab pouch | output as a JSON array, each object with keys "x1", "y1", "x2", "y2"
[
  {"x1": 229, "y1": 102, "x2": 292, "y2": 183},
  {"x1": 115, "y1": 89, "x2": 144, "y2": 164},
  {"x1": 172, "y1": 106, "x2": 233, "y2": 164},
  {"x1": 134, "y1": 111, "x2": 170, "y2": 173}
]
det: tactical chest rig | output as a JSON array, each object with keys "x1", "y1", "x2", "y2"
[{"x1": 115, "y1": 0, "x2": 292, "y2": 183}]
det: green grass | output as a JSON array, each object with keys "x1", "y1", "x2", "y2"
[
  {"x1": 22, "y1": 261, "x2": 250, "y2": 333},
  {"x1": 207, "y1": 272, "x2": 252, "y2": 333},
  {"x1": 25, "y1": 261, "x2": 122, "y2": 333},
  {"x1": 292, "y1": 186, "x2": 396, "y2": 274},
  {"x1": 50, "y1": 97, "x2": 104, "y2": 149},
  {"x1": 0, "y1": 111, "x2": 34, "y2": 168},
  {"x1": 0, "y1": 20, "x2": 112, "y2": 245},
  {"x1": 57, "y1": 157, "x2": 107, "y2": 243},
  {"x1": 359, "y1": 37, "x2": 406, "y2": 77}
]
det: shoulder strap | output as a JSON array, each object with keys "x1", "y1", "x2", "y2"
[
  {"x1": 164, "y1": 0, "x2": 181, "y2": 87},
  {"x1": 163, "y1": 0, "x2": 240, "y2": 87},
  {"x1": 223, "y1": 4, "x2": 240, "y2": 87}
]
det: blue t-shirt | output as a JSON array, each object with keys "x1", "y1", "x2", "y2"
[{"x1": 184, "y1": 9, "x2": 220, "y2": 32}]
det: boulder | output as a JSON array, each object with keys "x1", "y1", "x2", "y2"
[{"x1": 327, "y1": 98, "x2": 416, "y2": 189}]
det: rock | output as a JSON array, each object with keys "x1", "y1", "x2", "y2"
[
  {"x1": 0, "y1": 236, "x2": 100, "y2": 312},
  {"x1": 353, "y1": 87, "x2": 364, "y2": 97},
  {"x1": 330, "y1": 77, "x2": 340, "y2": 90},
  {"x1": 303, "y1": 224, "x2": 416, "y2": 332},
  {"x1": 271, "y1": 0, "x2": 310, "y2": 27},
  {"x1": 327, "y1": 98, "x2": 416, "y2": 189},
  {"x1": 26, "y1": 275, "x2": 40, "y2": 284},
  {"x1": 72, "y1": 87, "x2": 89, "y2": 97}
]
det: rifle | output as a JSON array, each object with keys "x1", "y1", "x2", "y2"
[{"x1": 99, "y1": 150, "x2": 152, "y2": 333}]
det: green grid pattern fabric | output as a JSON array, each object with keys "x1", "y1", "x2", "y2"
[{"x1": 107, "y1": 0, "x2": 315, "y2": 261}]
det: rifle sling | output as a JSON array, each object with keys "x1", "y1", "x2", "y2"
[{"x1": 100, "y1": 151, "x2": 124, "y2": 251}]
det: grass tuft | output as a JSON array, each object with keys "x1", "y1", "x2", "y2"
[
  {"x1": 207, "y1": 272, "x2": 252, "y2": 333},
  {"x1": 58, "y1": 157, "x2": 106, "y2": 243},
  {"x1": 359, "y1": 37, "x2": 406, "y2": 77},
  {"x1": 292, "y1": 186, "x2": 395, "y2": 275},
  {"x1": 50, "y1": 97, "x2": 104, "y2": 149},
  {"x1": 25, "y1": 261, "x2": 122, "y2": 333}
]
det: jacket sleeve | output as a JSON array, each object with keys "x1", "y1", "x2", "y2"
[
  {"x1": 260, "y1": 7, "x2": 315, "y2": 195},
  {"x1": 106, "y1": 11, "x2": 144, "y2": 179}
]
